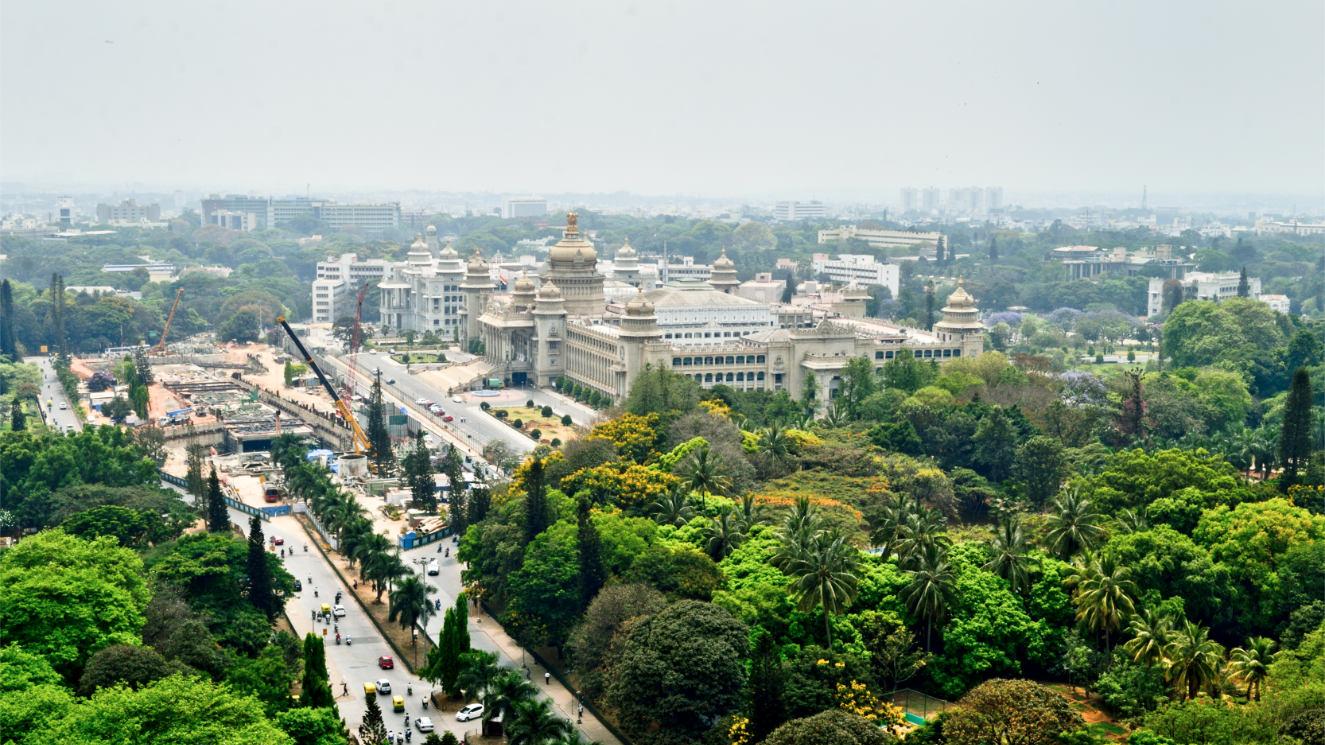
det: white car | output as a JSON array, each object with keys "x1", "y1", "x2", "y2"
[
  {"x1": 451, "y1": 396, "x2": 462, "y2": 404},
  {"x1": 456, "y1": 703, "x2": 484, "y2": 722},
  {"x1": 58, "y1": 402, "x2": 68, "y2": 410},
  {"x1": 415, "y1": 716, "x2": 435, "y2": 733},
  {"x1": 332, "y1": 604, "x2": 347, "y2": 618},
  {"x1": 375, "y1": 679, "x2": 392, "y2": 695},
  {"x1": 415, "y1": 398, "x2": 430, "y2": 405}
]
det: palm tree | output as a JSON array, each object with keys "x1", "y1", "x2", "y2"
[
  {"x1": 1123, "y1": 606, "x2": 1173, "y2": 668},
  {"x1": 1164, "y1": 619, "x2": 1225, "y2": 701},
  {"x1": 482, "y1": 670, "x2": 536, "y2": 728},
  {"x1": 893, "y1": 506, "x2": 950, "y2": 570},
  {"x1": 782, "y1": 529, "x2": 861, "y2": 647},
  {"x1": 456, "y1": 650, "x2": 502, "y2": 701},
  {"x1": 704, "y1": 506, "x2": 746, "y2": 560},
  {"x1": 1068, "y1": 552, "x2": 1137, "y2": 650},
  {"x1": 869, "y1": 493, "x2": 915, "y2": 561},
  {"x1": 735, "y1": 493, "x2": 769, "y2": 531},
  {"x1": 772, "y1": 497, "x2": 820, "y2": 571},
  {"x1": 682, "y1": 443, "x2": 732, "y2": 507},
  {"x1": 389, "y1": 574, "x2": 437, "y2": 632},
  {"x1": 758, "y1": 423, "x2": 793, "y2": 472},
  {"x1": 506, "y1": 697, "x2": 573, "y2": 745},
  {"x1": 361, "y1": 550, "x2": 406, "y2": 603},
  {"x1": 901, "y1": 543, "x2": 955, "y2": 651},
  {"x1": 1227, "y1": 636, "x2": 1275, "y2": 701},
  {"x1": 649, "y1": 488, "x2": 695, "y2": 527},
  {"x1": 1114, "y1": 508, "x2": 1150, "y2": 534},
  {"x1": 983, "y1": 515, "x2": 1033, "y2": 593},
  {"x1": 1045, "y1": 489, "x2": 1107, "y2": 558}
]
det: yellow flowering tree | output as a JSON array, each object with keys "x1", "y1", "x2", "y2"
[
  {"x1": 835, "y1": 680, "x2": 904, "y2": 734},
  {"x1": 588, "y1": 413, "x2": 661, "y2": 463},
  {"x1": 562, "y1": 461, "x2": 681, "y2": 513}
]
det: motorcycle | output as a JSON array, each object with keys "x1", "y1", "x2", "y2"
[
  {"x1": 444, "y1": 548, "x2": 450, "y2": 558},
  {"x1": 346, "y1": 636, "x2": 352, "y2": 646},
  {"x1": 335, "y1": 633, "x2": 341, "y2": 645}
]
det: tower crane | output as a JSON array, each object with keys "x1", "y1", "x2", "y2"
[
  {"x1": 151, "y1": 288, "x2": 184, "y2": 354},
  {"x1": 276, "y1": 315, "x2": 373, "y2": 458},
  {"x1": 342, "y1": 284, "x2": 370, "y2": 402}
]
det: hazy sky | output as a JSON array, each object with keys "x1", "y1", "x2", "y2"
[{"x1": 3, "y1": 0, "x2": 1323, "y2": 200}]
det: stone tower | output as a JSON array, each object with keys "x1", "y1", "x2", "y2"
[
  {"x1": 613, "y1": 239, "x2": 642, "y2": 288},
  {"x1": 933, "y1": 279, "x2": 985, "y2": 358},
  {"x1": 532, "y1": 281, "x2": 567, "y2": 386},
  {"x1": 461, "y1": 250, "x2": 493, "y2": 344},
  {"x1": 709, "y1": 249, "x2": 739, "y2": 294},
  {"x1": 617, "y1": 290, "x2": 662, "y2": 397}
]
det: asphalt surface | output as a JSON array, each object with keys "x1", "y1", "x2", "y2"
[
  {"x1": 323, "y1": 350, "x2": 535, "y2": 457},
  {"x1": 29, "y1": 356, "x2": 83, "y2": 433}
]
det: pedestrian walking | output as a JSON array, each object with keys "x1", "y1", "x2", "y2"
[{"x1": 544, "y1": 671, "x2": 550, "y2": 686}]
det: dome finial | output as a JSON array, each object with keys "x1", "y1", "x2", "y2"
[{"x1": 566, "y1": 211, "x2": 578, "y2": 235}]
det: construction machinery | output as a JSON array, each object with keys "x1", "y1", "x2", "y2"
[
  {"x1": 151, "y1": 288, "x2": 184, "y2": 354},
  {"x1": 342, "y1": 284, "x2": 370, "y2": 402},
  {"x1": 275, "y1": 315, "x2": 373, "y2": 458}
]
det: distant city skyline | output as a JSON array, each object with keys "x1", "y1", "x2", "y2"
[{"x1": 3, "y1": 0, "x2": 1322, "y2": 202}]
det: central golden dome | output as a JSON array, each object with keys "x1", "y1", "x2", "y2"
[{"x1": 548, "y1": 211, "x2": 597, "y2": 264}]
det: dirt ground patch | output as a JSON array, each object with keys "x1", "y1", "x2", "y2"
[{"x1": 1047, "y1": 683, "x2": 1128, "y2": 740}]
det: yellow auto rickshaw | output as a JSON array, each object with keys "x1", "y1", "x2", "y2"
[
  {"x1": 363, "y1": 681, "x2": 377, "y2": 696},
  {"x1": 392, "y1": 695, "x2": 405, "y2": 713},
  {"x1": 320, "y1": 602, "x2": 331, "y2": 616}
]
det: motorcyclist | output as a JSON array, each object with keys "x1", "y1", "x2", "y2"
[{"x1": 346, "y1": 635, "x2": 352, "y2": 646}]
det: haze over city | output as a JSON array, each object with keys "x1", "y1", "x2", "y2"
[{"x1": 3, "y1": 0, "x2": 1323, "y2": 204}]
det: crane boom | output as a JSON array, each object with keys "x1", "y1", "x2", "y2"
[
  {"x1": 275, "y1": 315, "x2": 373, "y2": 457},
  {"x1": 152, "y1": 288, "x2": 184, "y2": 354}
]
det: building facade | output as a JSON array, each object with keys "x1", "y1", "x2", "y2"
[
  {"x1": 818, "y1": 225, "x2": 944, "y2": 252},
  {"x1": 377, "y1": 227, "x2": 469, "y2": 334},
  {"x1": 96, "y1": 199, "x2": 162, "y2": 223},
  {"x1": 502, "y1": 197, "x2": 548, "y2": 219},
  {"x1": 477, "y1": 213, "x2": 984, "y2": 405},
  {"x1": 310, "y1": 253, "x2": 390, "y2": 323},
  {"x1": 811, "y1": 254, "x2": 900, "y2": 297},
  {"x1": 773, "y1": 201, "x2": 827, "y2": 220},
  {"x1": 201, "y1": 194, "x2": 400, "y2": 232},
  {"x1": 1146, "y1": 271, "x2": 1266, "y2": 318}
]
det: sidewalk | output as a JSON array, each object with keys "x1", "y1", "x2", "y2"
[{"x1": 402, "y1": 543, "x2": 621, "y2": 745}]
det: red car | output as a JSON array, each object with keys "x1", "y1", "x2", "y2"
[
  {"x1": 272, "y1": 536, "x2": 285, "y2": 546},
  {"x1": 442, "y1": 415, "x2": 454, "y2": 422},
  {"x1": 378, "y1": 656, "x2": 394, "y2": 670}
]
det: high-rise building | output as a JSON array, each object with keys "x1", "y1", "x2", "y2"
[
  {"x1": 502, "y1": 197, "x2": 548, "y2": 219},
  {"x1": 984, "y1": 186, "x2": 1004, "y2": 211},
  {"x1": 921, "y1": 188, "x2": 941, "y2": 212},
  {"x1": 810, "y1": 254, "x2": 900, "y2": 298},
  {"x1": 900, "y1": 187, "x2": 919, "y2": 213},
  {"x1": 773, "y1": 201, "x2": 827, "y2": 221},
  {"x1": 56, "y1": 197, "x2": 74, "y2": 228}
]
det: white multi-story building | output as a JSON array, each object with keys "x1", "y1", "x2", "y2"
[
  {"x1": 1255, "y1": 219, "x2": 1325, "y2": 236},
  {"x1": 900, "y1": 187, "x2": 919, "y2": 213},
  {"x1": 658, "y1": 256, "x2": 712, "y2": 283},
  {"x1": 811, "y1": 254, "x2": 900, "y2": 298},
  {"x1": 378, "y1": 226, "x2": 470, "y2": 335},
  {"x1": 502, "y1": 197, "x2": 547, "y2": 219},
  {"x1": 310, "y1": 253, "x2": 390, "y2": 323},
  {"x1": 773, "y1": 201, "x2": 827, "y2": 221},
  {"x1": 201, "y1": 194, "x2": 400, "y2": 232},
  {"x1": 1146, "y1": 271, "x2": 1265, "y2": 318}
]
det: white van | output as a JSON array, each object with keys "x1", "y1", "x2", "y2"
[{"x1": 426, "y1": 559, "x2": 440, "y2": 576}]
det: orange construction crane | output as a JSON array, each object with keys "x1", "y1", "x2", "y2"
[
  {"x1": 276, "y1": 315, "x2": 373, "y2": 457},
  {"x1": 342, "y1": 284, "x2": 369, "y2": 402},
  {"x1": 151, "y1": 288, "x2": 184, "y2": 354}
]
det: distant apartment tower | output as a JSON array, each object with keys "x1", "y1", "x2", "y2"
[
  {"x1": 900, "y1": 187, "x2": 919, "y2": 213},
  {"x1": 811, "y1": 254, "x2": 900, "y2": 298},
  {"x1": 773, "y1": 201, "x2": 827, "y2": 221},
  {"x1": 56, "y1": 197, "x2": 74, "y2": 228},
  {"x1": 984, "y1": 186, "x2": 1004, "y2": 211},
  {"x1": 503, "y1": 197, "x2": 547, "y2": 219},
  {"x1": 96, "y1": 199, "x2": 162, "y2": 223},
  {"x1": 921, "y1": 188, "x2": 942, "y2": 212}
]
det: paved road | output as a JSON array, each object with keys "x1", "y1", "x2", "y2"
[
  {"x1": 324, "y1": 350, "x2": 535, "y2": 458},
  {"x1": 29, "y1": 356, "x2": 83, "y2": 433}
]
